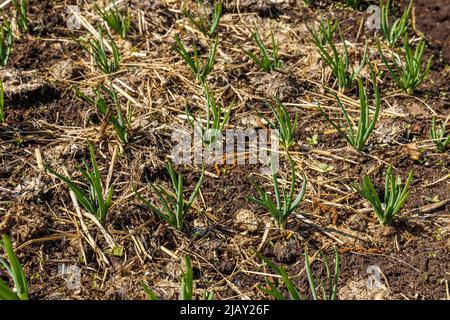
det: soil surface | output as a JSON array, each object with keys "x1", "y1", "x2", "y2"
[{"x1": 0, "y1": 0, "x2": 449, "y2": 300}]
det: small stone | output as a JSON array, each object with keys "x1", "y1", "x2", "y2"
[
  {"x1": 347, "y1": 214, "x2": 368, "y2": 232},
  {"x1": 273, "y1": 241, "x2": 298, "y2": 264},
  {"x1": 234, "y1": 209, "x2": 259, "y2": 233},
  {"x1": 50, "y1": 59, "x2": 77, "y2": 81}
]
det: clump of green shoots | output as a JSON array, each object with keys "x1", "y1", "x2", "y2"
[
  {"x1": 134, "y1": 161, "x2": 205, "y2": 231},
  {"x1": 308, "y1": 20, "x2": 367, "y2": 92},
  {"x1": 84, "y1": 29, "x2": 121, "y2": 74},
  {"x1": 378, "y1": 34, "x2": 432, "y2": 95},
  {"x1": 317, "y1": 72, "x2": 380, "y2": 152},
  {"x1": 142, "y1": 255, "x2": 214, "y2": 300},
  {"x1": 314, "y1": 19, "x2": 338, "y2": 47},
  {"x1": 46, "y1": 144, "x2": 114, "y2": 225},
  {"x1": 100, "y1": 85, "x2": 130, "y2": 145},
  {"x1": 184, "y1": 1, "x2": 222, "y2": 37},
  {"x1": 359, "y1": 165, "x2": 413, "y2": 226},
  {"x1": 258, "y1": 247, "x2": 339, "y2": 300},
  {"x1": 174, "y1": 36, "x2": 218, "y2": 84},
  {"x1": 243, "y1": 25, "x2": 281, "y2": 72},
  {"x1": 77, "y1": 84, "x2": 130, "y2": 145},
  {"x1": 430, "y1": 116, "x2": 450, "y2": 152},
  {"x1": 0, "y1": 81, "x2": 5, "y2": 124},
  {"x1": 247, "y1": 156, "x2": 307, "y2": 229},
  {"x1": 0, "y1": 235, "x2": 29, "y2": 300},
  {"x1": 186, "y1": 84, "x2": 232, "y2": 145},
  {"x1": 0, "y1": 20, "x2": 13, "y2": 67},
  {"x1": 380, "y1": 0, "x2": 413, "y2": 45},
  {"x1": 95, "y1": 3, "x2": 132, "y2": 39},
  {"x1": 12, "y1": 0, "x2": 29, "y2": 33},
  {"x1": 262, "y1": 97, "x2": 298, "y2": 151}
]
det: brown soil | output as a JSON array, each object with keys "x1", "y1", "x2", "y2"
[{"x1": 0, "y1": 0, "x2": 449, "y2": 300}]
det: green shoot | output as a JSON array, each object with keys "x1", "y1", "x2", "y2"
[
  {"x1": 180, "y1": 255, "x2": 193, "y2": 300},
  {"x1": 380, "y1": 0, "x2": 413, "y2": 45},
  {"x1": 258, "y1": 252, "x2": 301, "y2": 300},
  {"x1": 307, "y1": 134, "x2": 319, "y2": 147},
  {"x1": 317, "y1": 72, "x2": 380, "y2": 152},
  {"x1": 262, "y1": 97, "x2": 298, "y2": 151},
  {"x1": 315, "y1": 19, "x2": 338, "y2": 47},
  {"x1": 378, "y1": 34, "x2": 432, "y2": 95},
  {"x1": 95, "y1": 3, "x2": 132, "y2": 39},
  {"x1": 102, "y1": 85, "x2": 129, "y2": 145},
  {"x1": 78, "y1": 85, "x2": 130, "y2": 145},
  {"x1": 173, "y1": 35, "x2": 218, "y2": 84},
  {"x1": 257, "y1": 247, "x2": 339, "y2": 300},
  {"x1": 0, "y1": 81, "x2": 5, "y2": 124},
  {"x1": 185, "y1": 84, "x2": 231, "y2": 145},
  {"x1": 304, "y1": 247, "x2": 340, "y2": 300},
  {"x1": 308, "y1": 20, "x2": 367, "y2": 92},
  {"x1": 359, "y1": 164, "x2": 413, "y2": 226},
  {"x1": 430, "y1": 116, "x2": 450, "y2": 152},
  {"x1": 141, "y1": 281, "x2": 159, "y2": 300},
  {"x1": 0, "y1": 234, "x2": 29, "y2": 300},
  {"x1": 184, "y1": 1, "x2": 222, "y2": 37},
  {"x1": 46, "y1": 144, "x2": 114, "y2": 225},
  {"x1": 0, "y1": 19, "x2": 13, "y2": 67},
  {"x1": 202, "y1": 290, "x2": 215, "y2": 300},
  {"x1": 247, "y1": 155, "x2": 307, "y2": 229},
  {"x1": 134, "y1": 161, "x2": 205, "y2": 231},
  {"x1": 142, "y1": 255, "x2": 213, "y2": 300},
  {"x1": 84, "y1": 29, "x2": 121, "y2": 74},
  {"x1": 12, "y1": 0, "x2": 29, "y2": 33},
  {"x1": 243, "y1": 25, "x2": 281, "y2": 72}
]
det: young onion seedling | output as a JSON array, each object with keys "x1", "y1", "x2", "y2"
[
  {"x1": 304, "y1": 247, "x2": 340, "y2": 300},
  {"x1": 142, "y1": 255, "x2": 214, "y2": 300},
  {"x1": 430, "y1": 116, "x2": 450, "y2": 152},
  {"x1": 308, "y1": 20, "x2": 367, "y2": 92},
  {"x1": 247, "y1": 156, "x2": 307, "y2": 229},
  {"x1": 258, "y1": 247, "x2": 339, "y2": 300},
  {"x1": 243, "y1": 25, "x2": 281, "y2": 72},
  {"x1": 134, "y1": 161, "x2": 205, "y2": 231},
  {"x1": 359, "y1": 165, "x2": 413, "y2": 226},
  {"x1": 46, "y1": 144, "x2": 114, "y2": 225},
  {"x1": 77, "y1": 84, "x2": 130, "y2": 145},
  {"x1": 101, "y1": 85, "x2": 129, "y2": 145},
  {"x1": 83, "y1": 29, "x2": 121, "y2": 74},
  {"x1": 0, "y1": 234, "x2": 29, "y2": 300},
  {"x1": 185, "y1": 84, "x2": 232, "y2": 145},
  {"x1": 378, "y1": 34, "x2": 432, "y2": 95},
  {"x1": 314, "y1": 19, "x2": 338, "y2": 47},
  {"x1": 184, "y1": 1, "x2": 222, "y2": 37},
  {"x1": 12, "y1": 0, "x2": 29, "y2": 33},
  {"x1": 262, "y1": 97, "x2": 298, "y2": 151},
  {"x1": 0, "y1": 20, "x2": 12, "y2": 67},
  {"x1": 95, "y1": 4, "x2": 132, "y2": 39},
  {"x1": 317, "y1": 72, "x2": 380, "y2": 152},
  {"x1": 380, "y1": 0, "x2": 413, "y2": 45},
  {"x1": 173, "y1": 35, "x2": 218, "y2": 84}
]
